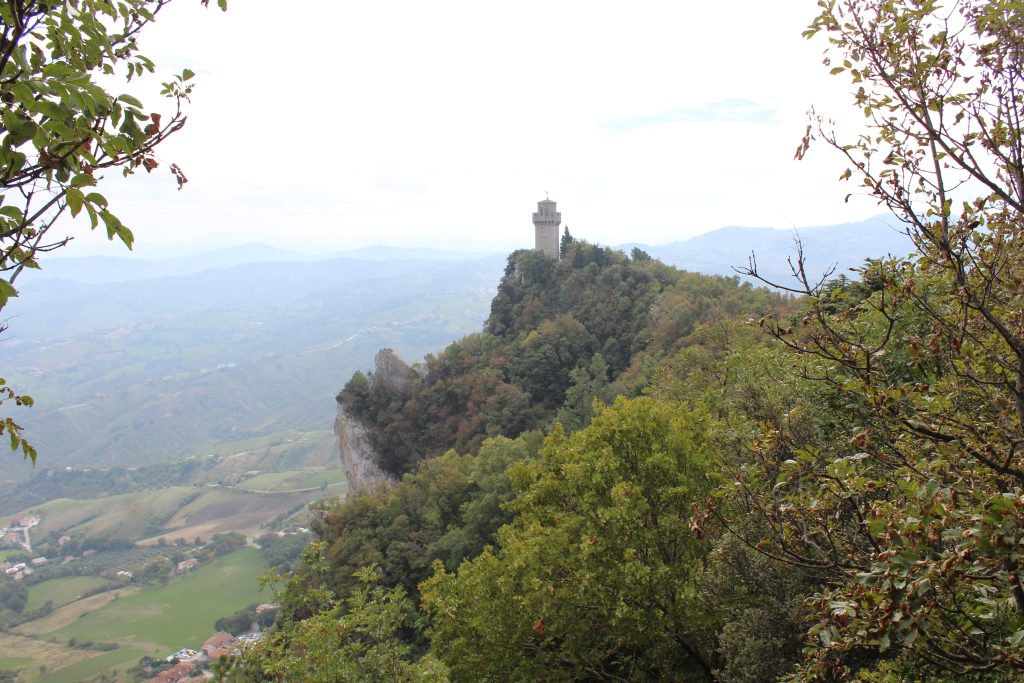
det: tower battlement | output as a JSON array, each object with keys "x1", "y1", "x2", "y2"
[{"x1": 533, "y1": 199, "x2": 561, "y2": 259}]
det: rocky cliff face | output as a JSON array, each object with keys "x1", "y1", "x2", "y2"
[
  {"x1": 372, "y1": 347, "x2": 417, "y2": 393},
  {"x1": 334, "y1": 404, "x2": 392, "y2": 493},
  {"x1": 335, "y1": 348, "x2": 418, "y2": 493}
]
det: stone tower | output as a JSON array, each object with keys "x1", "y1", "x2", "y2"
[{"x1": 533, "y1": 198, "x2": 561, "y2": 260}]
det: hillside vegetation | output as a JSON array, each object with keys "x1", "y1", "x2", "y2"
[
  {"x1": 230, "y1": 244, "x2": 804, "y2": 680},
  {"x1": 337, "y1": 242, "x2": 784, "y2": 477},
  {"x1": 238, "y1": 164, "x2": 1024, "y2": 683}
]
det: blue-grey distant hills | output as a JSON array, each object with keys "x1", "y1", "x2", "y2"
[
  {"x1": 2, "y1": 251, "x2": 506, "y2": 477},
  {"x1": 15, "y1": 244, "x2": 502, "y2": 286},
  {"x1": 15, "y1": 242, "x2": 311, "y2": 284},
  {"x1": 621, "y1": 216, "x2": 915, "y2": 286},
  {"x1": 0, "y1": 215, "x2": 916, "y2": 476}
]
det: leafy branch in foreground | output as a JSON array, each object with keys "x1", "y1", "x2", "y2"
[
  {"x1": 733, "y1": 0, "x2": 1024, "y2": 679},
  {"x1": 0, "y1": 0, "x2": 226, "y2": 462}
]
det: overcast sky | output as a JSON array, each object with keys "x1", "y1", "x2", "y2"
[{"x1": 60, "y1": 0, "x2": 885, "y2": 257}]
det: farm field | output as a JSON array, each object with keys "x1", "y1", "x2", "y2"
[
  {"x1": 15, "y1": 588, "x2": 142, "y2": 637},
  {"x1": 14, "y1": 469, "x2": 343, "y2": 548},
  {"x1": 0, "y1": 656, "x2": 31, "y2": 670},
  {"x1": 25, "y1": 487, "x2": 198, "y2": 540},
  {"x1": 1, "y1": 429, "x2": 344, "y2": 680},
  {"x1": 237, "y1": 467, "x2": 346, "y2": 492},
  {"x1": 0, "y1": 632, "x2": 95, "y2": 682},
  {"x1": 36, "y1": 647, "x2": 147, "y2": 683},
  {"x1": 142, "y1": 487, "x2": 327, "y2": 544},
  {"x1": 25, "y1": 576, "x2": 113, "y2": 612},
  {"x1": 3, "y1": 549, "x2": 267, "y2": 681},
  {"x1": 50, "y1": 548, "x2": 267, "y2": 652}
]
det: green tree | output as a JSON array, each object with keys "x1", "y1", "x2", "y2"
[
  {"x1": 559, "y1": 225, "x2": 573, "y2": 259},
  {"x1": 138, "y1": 555, "x2": 172, "y2": 584},
  {"x1": 0, "y1": 579, "x2": 28, "y2": 614},
  {"x1": 630, "y1": 246, "x2": 652, "y2": 262},
  {"x1": 0, "y1": 0, "x2": 226, "y2": 462},
  {"x1": 732, "y1": 0, "x2": 1024, "y2": 678},
  {"x1": 220, "y1": 565, "x2": 448, "y2": 682},
  {"x1": 553, "y1": 352, "x2": 611, "y2": 432},
  {"x1": 511, "y1": 313, "x2": 596, "y2": 408},
  {"x1": 209, "y1": 531, "x2": 247, "y2": 556},
  {"x1": 422, "y1": 397, "x2": 716, "y2": 681},
  {"x1": 215, "y1": 605, "x2": 257, "y2": 635},
  {"x1": 309, "y1": 432, "x2": 540, "y2": 609}
]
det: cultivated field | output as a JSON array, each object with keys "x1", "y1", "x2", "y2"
[
  {"x1": 25, "y1": 576, "x2": 113, "y2": 612},
  {"x1": 3, "y1": 549, "x2": 267, "y2": 682}
]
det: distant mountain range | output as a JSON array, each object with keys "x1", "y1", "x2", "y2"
[
  {"x1": 2, "y1": 253, "x2": 505, "y2": 477},
  {"x1": 18, "y1": 214, "x2": 912, "y2": 290},
  {"x1": 15, "y1": 244, "x2": 503, "y2": 284},
  {"x1": 620, "y1": 216, "x2": 915, "y2": 286},
  {"x1": 0, "y1": 214, "x2": 915, "y2": 477}
]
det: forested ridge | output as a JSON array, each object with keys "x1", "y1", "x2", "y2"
[
  {"x1": 217, "y1": 1, "x2": 1024, "y2": 679},
  {"x1": 336, "y1": 242, "x2": 783, "y2": 476}
]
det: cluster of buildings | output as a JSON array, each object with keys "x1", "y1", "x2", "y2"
[
  {"x1": 1, "y1": 557, "x2": 47, "y2": 581},
  {"x1": 145, "y1": 633, "x2": 238, "y2": 682},
  {"x1": 221, "y1": 470, "x2": 261, "y2": 486},
  {"x1": 1, "y1": 514, "x2": 39, "y2": 550},
  {"x1": 148, "y1": 628, "x2": 269, "y2": 682},
  {"x1": 2, "y1": 515, "x2": 47, "y2": 581}
]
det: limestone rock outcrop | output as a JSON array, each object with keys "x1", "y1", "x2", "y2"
[
  {"x1": 333, "y1": 403, "x2": 389, "y2": 493},
  {"x1": 335, "y1": 348, "x2": 418, "y2": 494},
  {"x1": 334, "y1": 404, "x2": 391, "y2": 494},
  {"x1": 372, "y1": 348, "x2": 417, "y2": 393}
]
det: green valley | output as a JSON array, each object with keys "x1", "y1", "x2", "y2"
[{"x1": 1, "y1": 549, "x2": 267, "y2": 682}]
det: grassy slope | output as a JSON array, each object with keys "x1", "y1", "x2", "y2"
[
  {"x1": 236, "y1": 471, "x2": 295, "y2": 490},
  {"x1": 0, "y1": 632, "x2": 94, "y2": 679},
  {"x1": 50, "y1": 548, "x2": 267, "y2": 652},
  {"x1": 237, "y1": 467, "x2": 345, "y2": 492},
  {"x1": 28, "y1": 487, "x2": 197, "y2": 540},
  {"x1": 17, "y1": 477, "x2": 341, "y2": 546},
  {"x1": 145, "y1": 488, "x2": 328, "y2": 543},
  {"x1": 25, "y1": 576, "x2": 112, "y2": 612},
  {"x1": 0, "y1": 656, "x2": 32, "y2": 670},
  {"x1": 36, "y1": 647, "x2": 147, "y2": 683},
  {"x1": 15, "y1": 588, "x2": 142, "y2": 637}
]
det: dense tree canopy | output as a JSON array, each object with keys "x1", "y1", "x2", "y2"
[
  {"x1": 733, "y1": 0, "x2": 1024, "y2": 678},
  {"x1": 338, "y1": 243, "x2": 785, "y2": 477},
  {"x1": 232, "y1": 1, "x2": 1024, "y2": 681},
  {"x1": 422, "y1": 398, "x2": 716, "y2": 681}
]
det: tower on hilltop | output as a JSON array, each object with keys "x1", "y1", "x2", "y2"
[{"x1": 533, "y1": 197, "x2": 561, "y2": 260}]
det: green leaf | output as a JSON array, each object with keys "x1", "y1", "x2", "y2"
[
  {"x1": 85, "y1": 192, "x2": 108, "y2": 208},
  {"x1": 66, "y1": 188, "x2": 85, "y2": 217},
  {"x1": 0, "y1": 205, "x2": 24, "y2": 221},
  {"x1": 70, "y1": 173, "x2": 96, "y2": 188},
  {"x1": 0, "y1": 279, "x2": 18, "y2": 307},
  {"x1": 117, "y1": 94, "x2": 144, "y2": 108}
]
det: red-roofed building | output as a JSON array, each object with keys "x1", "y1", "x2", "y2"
[
  {"x1": 206, "y1": 646, "x2": 232, "y2": 661},
  {"x1": 202, "y1": 631, "x2": 237, "y2": 656},
  {"x1": 147, "y1": 661, "x2": 195, "y2": 683}
]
